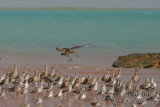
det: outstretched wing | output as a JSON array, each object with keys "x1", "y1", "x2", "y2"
[
  {"x1": 56, "y1": 47, "x2": 68, "y2": 51},
  {"x1": 71, "y1": 44, "x2": 90, "y2": 49}
]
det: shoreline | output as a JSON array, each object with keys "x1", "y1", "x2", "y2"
[
  {"x1": 0, "y1": 53, "x2": 159, "y2": 72},
  {"x1": 0, "y1": 59, "x2": 159, "y2": 73}
]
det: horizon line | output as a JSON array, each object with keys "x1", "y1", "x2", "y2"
[{"x1": 0, "y1": 7, "x2": 160, "y2": 10}]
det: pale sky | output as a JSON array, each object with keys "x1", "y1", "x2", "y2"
[{"x1": 0, "y1": 0, "x2": 160, "y2": 8}]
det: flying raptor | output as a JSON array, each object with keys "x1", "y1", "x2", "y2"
[{"x1": 56, "y1": 44, "x2": 90, "y2": 63}]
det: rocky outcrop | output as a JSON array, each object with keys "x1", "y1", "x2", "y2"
[{"x1": 112, "y1": 53, "x2": 160, "y2": 69}]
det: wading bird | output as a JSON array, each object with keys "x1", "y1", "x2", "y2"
[{"x1": 56, "y1": 44, "x2": 90, "y2": 63}]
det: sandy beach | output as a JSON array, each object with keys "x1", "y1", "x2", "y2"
[{"x1": 0, "y1": 62, "x2": 159, "y2": 107}]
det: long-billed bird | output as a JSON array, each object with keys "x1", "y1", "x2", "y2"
[{"x1": 56, "y1": 44, "x2": 90, "y2": 62}]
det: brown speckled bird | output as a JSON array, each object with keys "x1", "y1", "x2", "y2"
[
  {"x1": 56, "y1": 45, "x2": 90, "y2": 62},
  {"x1": 132, "y1": 69, "x2": 140, "y2": 84}
]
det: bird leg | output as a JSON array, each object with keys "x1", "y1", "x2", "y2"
[
  {"x1": 65, "y1": 55, "x2": 70, "y2": 63},
  {"x1": 66, "y1": 54, "x2": 73, "y2": 63},
  {"x1": 68, "y1": 59, "x2": 70, "y2": 63},
  {"x1": 75, "y1": 53, "x2": 79, "y2": 58},
  {"x1": 68, "y1": 55, "x2": 73, "y2": 62}
]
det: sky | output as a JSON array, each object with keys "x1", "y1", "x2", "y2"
[{"x1": 0, "y1": 0, "x2": 160, "y2": 9}]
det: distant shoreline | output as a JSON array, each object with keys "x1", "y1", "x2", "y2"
[{"x1": 0, "y1": 7, "x2": 160, "y2": 10}]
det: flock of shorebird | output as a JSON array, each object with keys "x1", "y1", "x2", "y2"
[{"x1": 0, "y1": 64, "x2": 159, "y2": 107}]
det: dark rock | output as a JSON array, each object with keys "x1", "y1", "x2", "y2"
[{"x1": 112, "y1": 53, "x2": 160, "y2": 69}]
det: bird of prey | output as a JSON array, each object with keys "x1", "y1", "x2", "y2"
[{"x1": 56, "y1": 44, "x2": 90, "y2": 63}]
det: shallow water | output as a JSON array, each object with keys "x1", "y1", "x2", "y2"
[{"x1": 0, "y1": 10, "x2": 160, "y2": 66}]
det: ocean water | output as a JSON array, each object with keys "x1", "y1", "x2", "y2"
[{"x1": 0, "y1": 10, "x2": 160, "y2": 65}]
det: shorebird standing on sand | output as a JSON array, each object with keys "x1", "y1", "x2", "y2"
[
  {"x1": 125, "y1": 79, "x2": 133, "y2": 90},
  {"x1": 78, "y1": 92, "x2": 86, "y2": 100},
  {"x1": 97, "y1": 85, "x2": 107, "y2": 95},
  {"x1": 0, "y1": 73, "x2": 9, "y2": 87},
  {"x1": 90, "y1": 100, "x2": 101, "y2": 106},
  {"x1": 146, "y1": 91, "x2": 159, "y2": 102},
  {"x1": 81, "y1": 73, "x2": 92, "y2": 85},
  {"x1": 9, "y1": 63, "x2": 18, "y2": 79},
  {"x1": 55, "y1": 89, "x2": 63, "y2": 97},
  {"x1": 101, "y1": 70, "x2": 110, "y2": 82},
  {"x1": 44, "y1": 90, "x2": 53, "y2": 98},
  {"x1": 114, "y1": 68, "x2": 121, "y2": 80},
  {"x1": 132, "y1": 69, "x2": 140, "y2": 84},
  {"x1": 34, "y1": 98, "x2": 43, "y2": 105},
  {"x1": 56, "y1": 44, "x2": 90, "y2": 63}
]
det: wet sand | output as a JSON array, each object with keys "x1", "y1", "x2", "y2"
[{"x1": 0, "y1": 63, "x2": 160, "y2": 107}]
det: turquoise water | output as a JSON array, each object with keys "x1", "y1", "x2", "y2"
[{"x1": 0, "y1": 10, "x2": 160, "y2": 65}]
